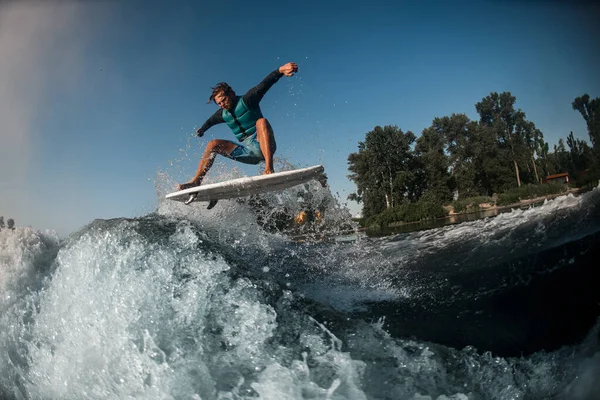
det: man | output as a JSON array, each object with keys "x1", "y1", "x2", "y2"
[{"x1": 178, "y1": 62, "x2": 299, "y2": 191}]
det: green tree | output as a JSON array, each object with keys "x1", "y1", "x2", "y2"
[
  {"x1": 566, "y1": 131, "x2": 593, "y2": 178},
  {"x1": 0, "y1": 216, "x2": 4, "y2": 230},
  {"x1": 348, "y1": 148, "x2": 388, "y2": 217},
  {"x1": 572, "y1": 94, "x2": 600, "y2": 150},
  {"x1": 7, "y1": 218, "x2": 15, "y2": 230},
  {"x1": 348, "y1": 125, "x2": 418, "y2": 218},
  {"x1": 522, "y1": 121, "x2": 544, "y2": 183},
  {"x1": 415, "y1": 126, "x2": 452, "y2": 204},
  {"x1": 471, "y1": 124, "x2": 515, "y2": 195},
  {"x1": 476, "y1": 92, "x2": 534, "y2": 187},
  {"x1": 538, "y1": 142, "x2": 551, "y2": 178},
  {"x1": 426, "y1": 114, "x2": 476, "y2": 199},
  {"x1": 549, "y1": 139, "x2": 570, "y2": 174},
  {"x1": 435, "y1": 113, "x2": 514, "y2": 196}
]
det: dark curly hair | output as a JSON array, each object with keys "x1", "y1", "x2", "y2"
[{"x1": 207, "y1": 82, "x2": 235, "y2": 104}]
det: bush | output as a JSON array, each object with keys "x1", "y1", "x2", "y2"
[
  {"x1": 576, "y1": 170, "x2": 600, "y2": 190},
  {"x1": 496, "y1": 192, "x2": 522, "y2": 206},
  {"x1": 496, "y1": 182, "x2": 568, "y2": 206},
  {"x1": 366, "y1": 200, "x2": 448, "y2": 227},
  {"x1": 452, "y1": 196, "x2": 494, "y2": 213}
]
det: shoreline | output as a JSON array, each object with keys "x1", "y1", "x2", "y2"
[
  {"x1": 448, "y1": 187, "x2": 584, "y2": 216},
  {"x1": 384, "y1": 187, "x2": 586, "y2": 230}
]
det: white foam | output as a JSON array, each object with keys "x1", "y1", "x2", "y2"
[
  {"x1": 0, "y1": 219, "x2": 373, "y2": 399},
  {"x1": 0, "y1": 227, "x2": 59, "y2": 310},
  {"x1": 1, "y1": 185, "x2": 598, "y2": 399},
  {"x1": 16, "y1": 220, "x2": 228, "y2": 398}
]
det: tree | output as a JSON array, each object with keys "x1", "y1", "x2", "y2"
[
  {"x1": 424, "y1": 114, "x2": 474, "y2": 199},
  {"x1": 431, "y1": 113, "x2": 514, "y2": 197},
  {"x1": 415, "y1": 126, "x2": 452, "y2": 204},
  {"x1": 522, "y1": 121, "x2": 544, "y2": 183},
  {"x1": 572, "y1": 94, "x2": 600, "y2": 150},
  {"x1": 566, "y1": 131, "x2": 593, "y2": 178},
  {"x1": 549, "y1": 139, "x2": 570, "y2": 174},
  {"x1": 348, "y1": 125, "x2": 418, "y2": 218},
  {"x1": 348, "y1": 147, "x2": 388, "y2": 217},
  {"x1": 476, "y1": 92, "x2": 534, "y2": 187},
  {"x1": 538, "y1": 142, "x2": 551, "y2": 178},
  {"x1": 7, "y1": 218, "x2": 15, "y2": 230},
  {"x1": 471, "y1": 124, "x2": 515, "y2": 195},
  {"x1": 0, "y1": 216, "x2": 4, "y2": 230}
]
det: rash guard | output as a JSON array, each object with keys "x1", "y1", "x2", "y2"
[{"x1": 196, "y1": 69, "x2": 284, "y2": 139}]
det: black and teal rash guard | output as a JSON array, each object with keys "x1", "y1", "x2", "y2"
[{"x1": 196, "y1": 69, "x2": 284, "y2": 141}]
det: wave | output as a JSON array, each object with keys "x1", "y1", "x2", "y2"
[{"x1": 0, "y1": 185, "x2": 598, "y2": 399}]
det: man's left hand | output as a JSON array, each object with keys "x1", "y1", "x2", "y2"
[{"x1": 279, "y1": 62, "x2": 298, "y2": 77}]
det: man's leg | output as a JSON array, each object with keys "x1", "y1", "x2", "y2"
[
  {"x1": 178, "y1": 139, "x2": 237, "y2": 190},
  {"x1": 255, "y1": 118, "x2": 276, "y2": 174}
]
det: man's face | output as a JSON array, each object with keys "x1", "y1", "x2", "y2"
[{"x1": 215, "y1": 91, "x2": 234, "y2": 110}]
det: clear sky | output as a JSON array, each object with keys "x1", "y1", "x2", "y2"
[{"x1": 1, "y1": 0, "x2": 599, "y2": 236}]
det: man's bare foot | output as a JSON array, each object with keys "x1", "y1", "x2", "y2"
[
  {"x1": 177, "y1": 181, "x2": 200, "y2": 191},
  {"x1": 263, "y1": 167, "x2": 274, "y2": 175}
]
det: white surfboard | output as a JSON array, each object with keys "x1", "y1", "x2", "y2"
[{"x1": 166, "y1": 165, "x2": 326, "y2": 205}]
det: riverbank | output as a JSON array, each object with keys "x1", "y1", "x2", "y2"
[
  {"x1": 445, "y1": 187, "x2": 586, "y2": 217},
  {"x1": 366, "y1": 187, "x2": 588, "y2": 236}
]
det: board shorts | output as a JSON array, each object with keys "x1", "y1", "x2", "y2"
[{"x1": 227, "y1": 133, "x2": 276, "y2": 165}]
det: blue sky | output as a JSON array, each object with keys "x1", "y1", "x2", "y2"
[{"x1": 1, "y1": 0, "x2": 599, "y2": 236}]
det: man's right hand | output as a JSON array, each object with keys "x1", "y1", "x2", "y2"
[
  {"x1": 196, "y1": 128, "x2": 204, "y2": 137},
  {"x1": 279, "y1": 62, "x2": 298, "y2": 77}
]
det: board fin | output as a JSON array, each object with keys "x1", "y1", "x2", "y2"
[
  {"x1": 184, "y1": 193, "x2": 197, "y2": 205},
  {"x1": 183, "y1": 194, "x2": 217, "y2": 209},
  {"x1": 207, "y1": 200, "x2": 219, "y2": 210},
  {"x1": 317, "y1": 173, "x2": 328, "y2": 188}
]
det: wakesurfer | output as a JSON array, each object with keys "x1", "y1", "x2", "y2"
[{"x1": 178, "y1": 62, "x2": 299, "y2": 191}]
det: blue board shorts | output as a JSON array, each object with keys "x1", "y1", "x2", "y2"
[{"x1": 227, "y1": 133, "x2": 276, "y2": 165}]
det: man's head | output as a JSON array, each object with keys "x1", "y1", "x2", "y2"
[{"x1": 208, "y1": 82, "x2": 236, "y2": 110}]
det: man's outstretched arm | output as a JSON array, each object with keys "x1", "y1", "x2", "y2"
[
  {"x1": 243, "y1": 62, "x2": 298, "y2": 109},
  {"x1": 196, "y1": 109, "x2": 225, "y2": 136}
]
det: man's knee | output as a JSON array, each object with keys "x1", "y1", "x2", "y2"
[
  {"x1": 207, "y1": 140, "x2": 229, "y2": 155},
  {"x1": 206, "y1": 140, "x2": 219, "y2": 151},
  {"x1": 256, "y1": 118, "x2": 272, "y2": 132}
]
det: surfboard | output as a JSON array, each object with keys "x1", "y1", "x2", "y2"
[{"x1": 166, "y1": 165, "x2": 326, "y2": 206}]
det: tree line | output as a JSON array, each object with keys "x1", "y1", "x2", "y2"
[
  {"x1": 348, "y1": 92, "x2": 599, "y2": 220},
  {"x1": 0, "y1": 216, "x2": 16, "y2": 231}
]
